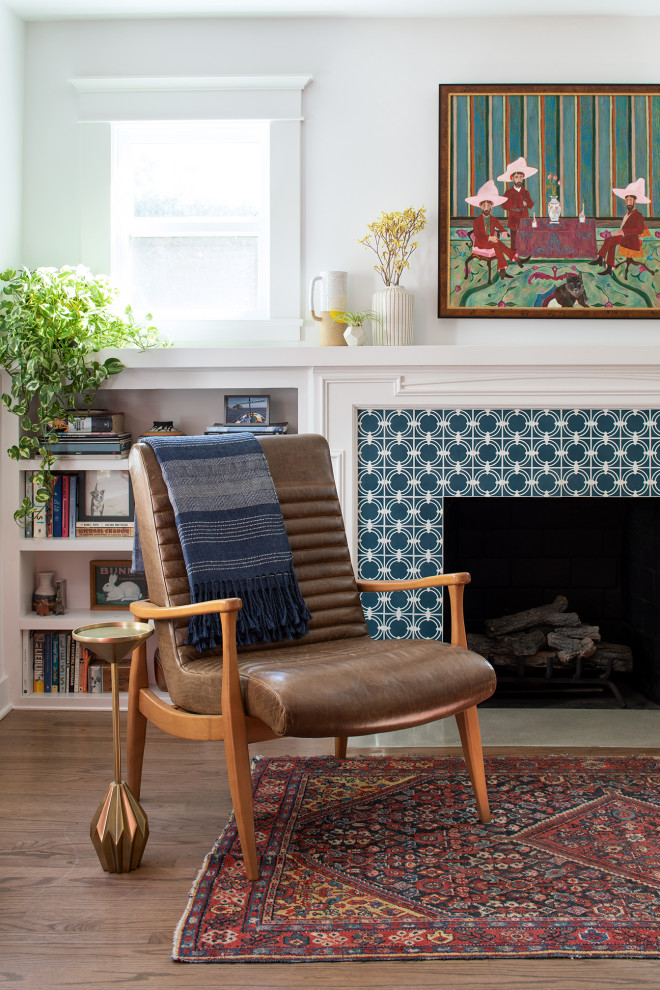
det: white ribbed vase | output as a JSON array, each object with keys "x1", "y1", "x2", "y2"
[{"x1": 372, "y1": 285, "x2": 414, "y2": 346}]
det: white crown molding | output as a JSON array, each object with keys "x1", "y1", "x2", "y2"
[{"x1": 69, "y1": 75, "x2": 313, "y2": 93}]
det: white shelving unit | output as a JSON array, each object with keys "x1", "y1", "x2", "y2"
[{"x1": 0, "y1": 350, "x2": 308, "y2": 714}]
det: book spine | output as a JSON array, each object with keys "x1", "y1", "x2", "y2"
[
  {"x1": 58, "y1": 633, "x2": 68, "y2": 693},
  {"x1": 68, "y1": 476, "x2": 77, "y2": 538},
  {"x1": 43, "y1": 632, "x2": 52, "y2": 694},
  {"x1": 51, "y1": 475, "x2": 63, "y2": 538},
  {"x1": 73, "y1": 640, "x2": 81, "y2": 693},
  {"x1": 51, "y1": 633, "x2": 59, "y2": 694},
  {"x1": 68, "y1": 635, "x2": 76, "y2": 693},
  {"x1": 22, "y1": 632, "x2": 31, "y2": 695},
  {"x1": 32, "y1": 632, "x2": 45, "y2": 692},
  {"x1": 24, "y1": 474, "x2": 33, "y2": 538},
  {"x1": 61, "y1": 475, "x2": 70, "y2": 538},
  {"x1": 32, "y1": 478, "x2": 46, "y2": 538},
  {"x1": 75, "y1": 525, "x2": 134, "y2": 538},
  {"x1": 59, "y1": 414, "x2": 124, "y2": 433}
]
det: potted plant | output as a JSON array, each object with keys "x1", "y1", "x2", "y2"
[
  {"x1": 0, "y1": 265, "x2": 167, "y2": 523},
  {"x1": 331, "y1": 310, "x2": 380, "y2": 346},
  {"x1": 359, "y1": 206, "x2": 427, "y2": 345}
]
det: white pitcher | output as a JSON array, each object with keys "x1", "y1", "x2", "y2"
[{"x1": 308, "y1": 271, "x2": 348, "y2": 346}]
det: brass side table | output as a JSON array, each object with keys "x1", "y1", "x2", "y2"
[{"x1": 72, "y1": 621, "x2": 154, "y2": 873}]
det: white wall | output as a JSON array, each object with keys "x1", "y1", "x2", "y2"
[
  {"x1": 21, "y1": 14, "x2": 660, "y2": 347},
  {"x1": 0, "y1": 1, "x2": 23, "y2": 268}
]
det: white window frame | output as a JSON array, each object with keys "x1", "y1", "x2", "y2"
[
  {"x1": 111, "y1": 119, "x2": 270, "y2": 321},
  {"x1": 71, "y1": 75, "x2": 311, "y2": 346}
]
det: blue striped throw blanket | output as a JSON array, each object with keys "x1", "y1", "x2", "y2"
[{"x1": 132, "y1": 433, "x2": 311, "y2": 651}]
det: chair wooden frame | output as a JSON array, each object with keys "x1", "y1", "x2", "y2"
[{"x1": 128, "y1": 571, "x2": 490, "y2": 881}]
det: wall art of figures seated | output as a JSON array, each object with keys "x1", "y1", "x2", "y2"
[{"x1": 438, "y1": 84, "x2": 660, "y2": 319}]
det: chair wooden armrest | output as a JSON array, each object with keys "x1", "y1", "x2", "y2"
[
  {"x1": 356, "y1": 573, "x2": 470, "y2": 648},
  {"x1": 129, "y1": 597, "x2": 242, "y2": 620}
]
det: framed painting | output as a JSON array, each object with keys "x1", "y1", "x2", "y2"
[
  {"x1": 224, "y1": 395, "x2": 270, "y2": 425},
  {"x1": 90, "y1": 560, "x2": 148, "y2": 610},
  {"x1": 439, "y1": 84, "x2": 660, "y2": 318}
]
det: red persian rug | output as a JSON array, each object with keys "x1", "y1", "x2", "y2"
[{"x1": 173, "y1": 754, "x2": 660, "y2": 963}]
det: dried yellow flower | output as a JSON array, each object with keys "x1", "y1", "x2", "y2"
[{"x1": 359, "y1": 207, "x2": 427, "y2": 286}]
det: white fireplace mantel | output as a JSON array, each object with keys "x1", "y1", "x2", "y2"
[{"x1": 107, "y1": 343, "x2": 660, "y2": 559}]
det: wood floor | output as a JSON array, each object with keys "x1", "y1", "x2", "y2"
[{"x1": 2, "y1": 710, "x2": 660, "y2": 990}]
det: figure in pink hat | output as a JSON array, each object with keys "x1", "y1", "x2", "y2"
[
  {"x1": 466, "y1": 179, "x2": 521, "y2": 280},
  {"x1": 589, "y1": 178, "x2": 651, "y2": 276},
  {"x1": 497, "y1": 156, "x2": 537, "y2": 254}
]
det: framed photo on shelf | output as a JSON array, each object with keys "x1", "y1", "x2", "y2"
[
  {"x1": 438, "y1": 83, "x2": 660, "y2": 319},
  {"x1": 223, "y1": 394, "x2": 270, "y2": 426},
  {"x1": 90, "y1": 560, "x2": 148, "y2": 611},
  {"x1": 78, "y1": 469, "x2": 134, "y2": 523}
]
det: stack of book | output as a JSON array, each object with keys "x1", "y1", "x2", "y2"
[
  {"x1": 26, "y1": 630, "x2": 123, "y2": 694},
  {"x1": 205, "y1": 422, "x2": 288, "y2": 435},
  {"x1": 45, "y1": 411, "x2": 132, "y2": 458}
]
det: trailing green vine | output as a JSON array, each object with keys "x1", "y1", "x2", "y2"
[{"x1": 0, "y1": 265, "x2": 168, "y2": 524}]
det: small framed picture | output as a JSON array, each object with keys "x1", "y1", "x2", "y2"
[
  {"x1": 224, "y1": 395, "x2": 270, "y2": 426},
  {"x1": 78, "y1": 470, "x2": 134, "y2": 523},
  {"x1": 90, "y1": 560, "x2": 148, "y2": 610}
]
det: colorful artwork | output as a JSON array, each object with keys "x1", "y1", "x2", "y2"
[{"x1": 438, "y1": 85, "x2": 660, "y2": 318}]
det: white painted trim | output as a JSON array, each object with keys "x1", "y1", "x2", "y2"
[{"x1": 69, "y1": 75, "x2": 313, "y2": 94}]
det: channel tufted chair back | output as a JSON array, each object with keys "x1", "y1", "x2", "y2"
[{"x1": 127, "y1": 433, "x2": 496, "y2": 880}]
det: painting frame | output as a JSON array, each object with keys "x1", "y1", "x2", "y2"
[
  {"x1": 223, "y1": 394, "x2": 270, "y2": 426},
  {"x1": 438, "y1": 83, "x2": 660, "y2": 319},
  {"x1": 90, "y1": 560, "x2": 148, "y2": 611},
  {"x1": 77, "y1": 469, "x2": 134, "y2": 523}
]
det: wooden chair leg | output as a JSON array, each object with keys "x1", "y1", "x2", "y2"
[
  {"x1": 223, "y1": 729, "x2": 259, "y2": 881},
  {"x1": 127, "y1": 642, "x2": 149, "y2": 800},
  {"x1": 455, "y1": 705, "x2": 491, "y2": 824},
  {"x1": 335, "y1": 736, "x2": 348, "y2": 758},
  {"x1": 220, "y1": 609, "x2": 259, "y2": 881}
]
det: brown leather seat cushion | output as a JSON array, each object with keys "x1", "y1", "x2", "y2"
[{"x1": 180, "y1": 636, "x2": 496, "y2": 736}]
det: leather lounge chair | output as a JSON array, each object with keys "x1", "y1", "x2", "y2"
[{"x1": 127, "y1": 433, "x2": 496, "y2": 880}]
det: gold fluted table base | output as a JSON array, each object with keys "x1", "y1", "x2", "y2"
[
  {"x1": 73, "y1": 621, "x2": 154, "y2": 874},
  {"x1": 91, "y1": 780, "x2": 150, "y2": 873}
]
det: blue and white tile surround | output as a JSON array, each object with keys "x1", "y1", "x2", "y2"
[{"x1": 357, "y1": 407, "x2": 660, "y2": 641}]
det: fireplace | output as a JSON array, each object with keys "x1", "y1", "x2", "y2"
[
  {"x1": 442, "y1": 496, "x2": 660, "y2": 705},
  {"x1": 356, "y1": 406, "x2": 660, "y2": 708}
]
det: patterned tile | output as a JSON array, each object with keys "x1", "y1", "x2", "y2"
[{"x1": 356, "y1": 407, "x2": 660, "y2": 639}]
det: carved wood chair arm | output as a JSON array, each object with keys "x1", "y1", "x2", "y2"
[
  {"x1": 129, "y1": 597, "x2": 242, "y2": 621},
  {"x1": 356, "y1": 573, "x2": 470, "y2": 648},
  {"x1": 356, "y1": 572, "x2": 471, "y2": 592}
]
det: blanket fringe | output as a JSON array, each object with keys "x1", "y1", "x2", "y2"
[{"x1": 187, "y1": 570, "x2": 312, "y2": 651}]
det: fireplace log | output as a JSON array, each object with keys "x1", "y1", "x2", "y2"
[
  {"x1": 590, "y1": 642, "x2": 633, "y2": 672},
  {"x1": 551, "y1": 624, "x2": 601, "y2": 642},
  {"x1": 546, "y1": 631, "x2": 597, "y2": 662},
  {"x1": 485, "y1": 595, "x2": 568, "y2": 636},
  {"x1": 468, "y1": 629, "x2": 546, "y2": 657}
]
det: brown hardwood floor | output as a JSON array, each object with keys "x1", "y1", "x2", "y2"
[{"x1": 1, "y1": 709, "x2": 660, "y2": 990}]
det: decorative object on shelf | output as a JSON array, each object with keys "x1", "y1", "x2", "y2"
[
  {"x1": 360, "y1": 207, "x2": 426, "y2": 346},
  {"x1": 33, "y1": 571, "x2": 57, "y2": 616},
  {"x1": 371, "y1": 285, "x2": 415, "y2": 346},
  {"x1": 224, "y1": 395, "x2": 269, "y2": 426},
  {"x1": 546, "y1": 174, "x2": 562, "y2": 223},
  {"x1": 139, "y1": 420, "x2": 185, "y2": 438},
  {"x1": 53, "y1": 578, "x2": 67, "y2": 615},
  {"x1": 0, "y1": 265, "x2": 168, "y2": 526},
  {"x1": 90, "y1": 560, "x2": 148, "y2": 611},
  {"x1": 308, "y1": 270, "x2": 348, "y2": 346},
  {"x1": 439, "y1": 83, "x2": 660, "y2": 319},
  {"x1": 331, "y1": 310, "x2": 379, "y2": 346},
  {"x1": 72, "y1": 620, "x2": 153, "y2": 873}
]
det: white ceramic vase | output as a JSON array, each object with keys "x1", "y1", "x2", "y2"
[
  {"x1": 547, "y1": 196, "x2": 562, "y2": 224},
  {"x1": 33, "y1": 571, "x2": 56, "y2": 615},
  {"x1": 372, "y1": 285, "x2": 414, "y2": 346}
]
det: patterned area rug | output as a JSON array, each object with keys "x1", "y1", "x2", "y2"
[{"x1": 173, "y1": 755, "x2": 660, "y2": 963}]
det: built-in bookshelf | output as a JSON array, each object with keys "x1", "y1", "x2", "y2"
[{"x1": 1, "y1": 353, "x2": 302, "y2": 712}]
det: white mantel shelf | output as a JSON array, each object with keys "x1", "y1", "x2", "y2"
[{"x1": 107, "y1": 343, "x2": 660, "y2": 371}]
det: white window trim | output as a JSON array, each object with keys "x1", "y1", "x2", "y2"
[{"x1": 71, "y1": 75, "x2": 311, "y2": 346}]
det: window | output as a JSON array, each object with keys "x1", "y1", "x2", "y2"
[
  {"x1": 112, "y1": 120, "x2": 270, "y2": 321},
  {"x1": 71, "y1": 75, "x2": 311, "y2": 344}
]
